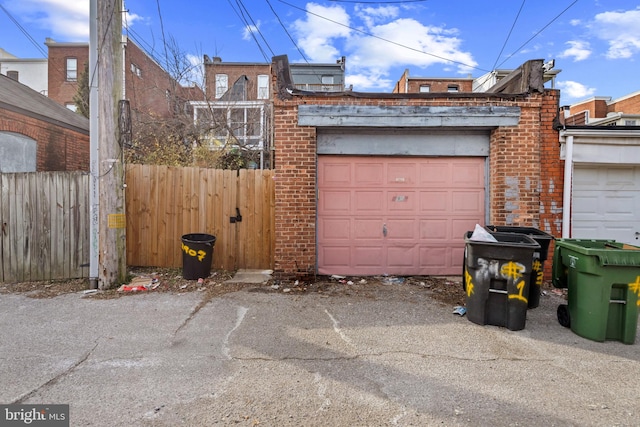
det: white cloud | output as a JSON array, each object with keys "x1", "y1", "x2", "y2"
[
  {"x1": 558, "y1": 40, "x2": 591, "y2": 61},
  {"x1": 6, "y1": 0, "x2": 89, "y2": 40},
  {"x1": 293, "y1": 3, "x2": 351, "y2": 62},
  {"x1": 592, "y1": 7, "x2": 640, "y2": 59},
  {"x1": 347, "y1": 18, "x2": 476, "y2": 75},
  {"x1": 557, "y1": 80, "x2": 596, "y2": 100},
  {"x1": 242, "y1": 22, "x2": 261, "y2": 42}
]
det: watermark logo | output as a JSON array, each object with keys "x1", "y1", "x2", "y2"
[{"x1": 1, "y1": 405, "x2": 69, "y2": 426}]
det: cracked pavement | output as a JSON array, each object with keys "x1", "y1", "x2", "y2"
[{"x1": 0, "y1": 285, "x2": 639, "y2": 426}]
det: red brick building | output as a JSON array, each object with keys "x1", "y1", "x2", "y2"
[
  {"x1": 46, "y1": 37, "x2": 194, "y2": 119},
  {"x1": 0, "y1": 73, "x2": 89, "y2": 172},
  {"x1": 393, "y1": 68, "x2": 473, "y2": 93},
  {"x1": 564, "y1": 90, "x2": 640, "y2": 126},
  {"x1": 271, "y1": 58, "x2": 562, "y2": 277}
]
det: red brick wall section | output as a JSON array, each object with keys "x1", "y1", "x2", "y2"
[
  {"x1": 538, "y1": 90, "x2": 562, "y2": 278},
  {"x1": 273, "y1": 102, "x2": 317, "y2": 276},
  {"x1": 203, "y1": 62, "x2": 271, "y2": 101},
  {"x1": 0, "y1": 108, "x2": 89, "y2": 171},
  {"x1": 273, "y1": 92, "x2": 562, "y2": 277},
  {"x1": 608, "y1": 92, "x2": 640, "y2": 114},
  {"x1": 47, "y1": 44, "x2": 89, "y2": 108}
]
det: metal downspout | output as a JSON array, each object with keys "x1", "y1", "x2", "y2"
[{"x1": 562, "y1": 135, "x2": 574, "y2": 238}]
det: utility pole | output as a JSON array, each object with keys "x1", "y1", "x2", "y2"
[{"x1": 92, "y1": 0, "x2": 127, "y2": 289}]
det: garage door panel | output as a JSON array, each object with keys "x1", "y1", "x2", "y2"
[
  {"x1": 354, "y1": 191, "x2": 384, "y2": 213},
  {"x1": 318, "y1": 156, "x2": 486, "y2": 275},
  {"x1": 388, "y1": 163, "x2": 417, "y2": 185},
  {"x1": 420, "y1": 220, "x2": 448, "y2": 240},
  {"x1": 320, "y1": 163, "x2": 352, "y2": 186},
  {"x1": 319, "y1": 218, "x2": 350, "y2": 239},
  {"x1": 320, "y1": 191, "x2": 351, "y2": 213},
  {"x1": 353, "y1": 247, "x2": 384, "y2": 267},
  {"x1": 573, "y1": 165, "x2": 640, "y2": 245},
  {"x1": 386, "y1": 219, "x2": 416, "y2": 239},
  {"x1": 319, "y1": 246, "x2": 351, "y2": 268},
  {"x1": 452, "y1": 161, "x2": 485, "y2": 187},
  {"x1": 453, "y1": 190, "x2": 483, "y2": 211},
  {"x1": 388, "y1": 246, "x2": 417, "y2": 267},
  {"x1": 420, "y1": 191, "x2": 447, "y2": 211},
  {"x1": 355, "y1": 163, "x2": 384, "y2": 185},
  {"x1": 354, "y1": 219, "x2": 382, "y2": 239},
  {"x1": 389, "y1": 192, "x2": 416, "y2": 211}
]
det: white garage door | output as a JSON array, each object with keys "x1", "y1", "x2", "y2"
[
  {"x1": 572, "y1": 165, "x2": 640, "y2": 245},
  {"x1": 317, "y1": 156, "x2": 486, "y2": 276}
]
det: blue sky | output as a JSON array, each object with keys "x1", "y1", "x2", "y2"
[{"x1": 1, "y1": 0, "x2": 639, "y2": 105}]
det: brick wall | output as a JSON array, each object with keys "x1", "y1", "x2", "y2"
[
  {"x1": 608, "y1": 92, "x2": 640, "y2": 114},
  {"x1": 0, "y1": 108, "x2": 89, "y2": 171},
  {"x1": 273, "y1": 91, "x2": 562, "y2": 277},
  {"x1": 203, "y1": 61, "x2": 271, "y2": 101},
  {"x1": 46, "y1": 43, "x2": 89, "y2": 109}
]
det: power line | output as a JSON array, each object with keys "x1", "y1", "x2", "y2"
[
  {"x1": 491, "y1": 0, "x2": 526, "y2": 72},
  {"x1": 227, "y1": 0, "x2": 270, "y2": 61},
  {"x1": 155, "y1": 0, "x2": 170, "y2": 69},
  {"x1": 0, "y1": 4, "x2": 48, "y2": 58},
  {"x1": 236, "y1": 0, "x2": 275, "y2": 57},
  {"x1": 496, "y1": 0, "x2": 580, "y2": 69},
  {"x1": 265, "y1": 0, "x2": 310, "y2": 64},
  {"x1": 278, "y1": 0, "x2": 488, "y2": 73}
]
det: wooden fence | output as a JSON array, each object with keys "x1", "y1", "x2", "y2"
[
  {"x1": 0, "y1": 166, "x2": 275, "y2": 283},
  {"x1": 125, "y1": 164, "x2": 275, "y2": 271},
  {"x1": 0, "y1": 172, "x2": 90, "y2": 283}
]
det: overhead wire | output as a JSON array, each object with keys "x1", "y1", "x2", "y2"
[
  {"x1": 227, "y1": 0, "x2": 270, "y2": 61},
  {"x1": 0, "y1": 4, "x2": 48, "y2": 58},
  {"x1": 490, "y1": 0, "x2": 526, "y2": 72},
  {"x1": 277, "y1": 0, "x2": 488, "y2": 73},
  {"x1": 265, "y1": 0, "x2": 310, "y2": 63},
  {"x1": 496, "y1": 0, "x2": 580, "y2": 69},
  {"x1": 236, "y1": 0, "x2": 276, "y2": 57}
]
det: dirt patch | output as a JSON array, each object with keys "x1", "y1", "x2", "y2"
[
  {"x1": 1, "y1": 268, "x2": 469, "y2": 307},
  {"x1": 1, "y1": 268, "x2": 562, "y2": 309}
]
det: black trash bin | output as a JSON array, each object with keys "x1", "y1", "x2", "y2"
[
  {"x1": 486, "y1": 225, "x2": 554, "y2": 309},
  {"x1": 181, "y1": 233, "x2": 216, "y2": 280},
  {"x1": 464, "y1": 231, "x2": 540, "y2": 331}
]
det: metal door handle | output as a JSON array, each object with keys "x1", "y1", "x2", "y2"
[{"x1": 383, "y1": 223, "x2": 387, "y2": 237}]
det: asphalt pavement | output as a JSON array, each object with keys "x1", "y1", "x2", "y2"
[{"x1": 1, "y1": 279, "x2": 638, "y2": 426}]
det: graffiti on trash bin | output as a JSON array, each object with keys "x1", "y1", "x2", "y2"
[
  {"x1": 466, "y1": 259, "x2": 528, "y2": 304},
  {"x1": 532, "y1": 259, "x2": 543, "y2": 288},
  {"x1": 181, "y1": 242, "x2": 207, "y2": 262},
  {"x1": 630, "y1": 276, "x2": 640, "y2": 306}
]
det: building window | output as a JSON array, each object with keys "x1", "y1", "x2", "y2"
[
  {"x1": 257, "y1": 74, "x2": 269, "y2": 99},
  {"x1": 215, "y1": 74, "x2": 228, "y2": 98},
  {"x1": 6, "y1": 70, "x2": 18, "y2": 81},
  {"x1": 447, "y1": 85, "x2": 459, "y2": 92},
  {"x1": 419, "y1": 84, "x2": 430, "y2": 93},
  {"x1": 65, "y1": 103, "x2": 77, "y2": 112},
  {"x1": 625, "y1": 120, "x2": 637, "y2": 126},
  {"x1": 66, "y1": 57, "x2": 77, "y2": 81},
  {"x1": 130, "y1": 63, "x2": 142, "y2": 77}
]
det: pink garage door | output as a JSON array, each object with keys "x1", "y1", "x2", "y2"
[{"x1": 318, "y1": 156, "x2": 485, "y2": 276}]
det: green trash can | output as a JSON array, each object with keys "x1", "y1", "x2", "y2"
[
  {"x1": 486, "y1": 226, "x2": 554, "y2": 309},
  {"x1": 552, "y1": 239, "x2": 640, "y2": 344},
  {"x1": 464, "y1": 231, "x2": 540, "y2": 331},
  {"x1": 181, "y1": 233, "x2": 216, "y2": 280}
]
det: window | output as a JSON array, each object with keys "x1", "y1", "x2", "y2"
[
  {"x1": 321, "y1": 75, "x2": 334, "y2": 84},
  {"x1": 257, "y1": 75, "x2": 269, "y2": 99},
  {"x1": 447, "y1": 85, "x2": 459, "y2": 92},
  {"x1": 66, "y1": 57, "x2": 77, "y2": 81},
  {"x1": 6, "y1": 70, "x2": 18, "y2": 81},
  {"x1": 65, "y1": 103, "x2": 77, "y2": 112},
  {"x1": 130, "y1": 63, "x2": 142, "y2": 77},
  {"x1": 625, "y1": 120, "x2": 637, "y2": 126},
  {"x1": 419, "y1": 85, "x2": 430, "y2": 93},
  {"x1": 215, "y1": 74, "x2": 228, "y2": 98}
]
